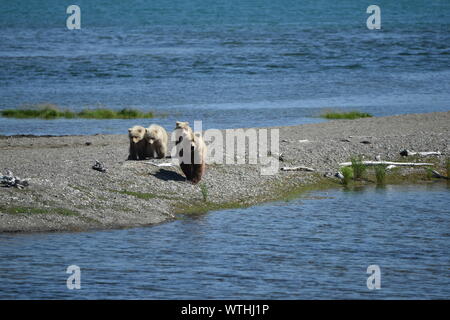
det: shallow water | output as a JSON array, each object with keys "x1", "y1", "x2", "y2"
[
  {"x1": 1, "y1": 0, "x2": 449, "y2": 135},
  {"x1": 0, "y1": 183, "x2": 448, "y2": 299}
]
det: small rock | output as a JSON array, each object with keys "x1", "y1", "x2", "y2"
[
  {"x1": 92, "y1": 160, "x2": 107, "y2": 173},
  {"x1": 85, "y1": 141, "x2": 92, "y2": 146},
  {"x1": 334, "y1": 172, "x2": 344, "y2": 179},
  {"x1": 360, "y1": 140, "x2": 371, "y2": 144},
  {"x1": 400, "y1": 149, "x2": 409, "y2": 156}
]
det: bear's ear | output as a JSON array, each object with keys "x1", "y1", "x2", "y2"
[{"x1": 128, "y1": 128, "x2": 132, "y2": 132}]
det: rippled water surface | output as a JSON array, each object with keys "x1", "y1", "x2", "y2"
[
  {"x1": 0, "y1": 183, "x2": 448, "y2": 299},
  {"x1": 0, "y1": 0, "x2": 449, "y2": 135}
]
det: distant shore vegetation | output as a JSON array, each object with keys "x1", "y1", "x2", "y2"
[
  {"x1": 321, "y1": 111, "x2": 373, "y2": 120},
  {"x1": 1, "y1": 104, "x2": 154, "y2": 120}
]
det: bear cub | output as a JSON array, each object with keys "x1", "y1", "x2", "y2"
[
  {"x1": 128, "y1": 124, "x2": 168, "y2": 160},
  {"x1": 145, "y1": 124, "x2": 168, "y2": 159},
  {"x1": 128, "y1": 125, "x2": 152, "y2": 160}
]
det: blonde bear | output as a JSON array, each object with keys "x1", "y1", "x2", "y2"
[
  {"x1": 128, "y1": 125, "x2": 152, "y2": 160},
  {"x1": 144, "y1": 124, "x2": 168, "y2": 159},
  {"x1": 174, "y1": 121, "x2": 207, "y2": 184}
]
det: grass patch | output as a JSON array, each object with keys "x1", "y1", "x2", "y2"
[
  {"x1": 321, "y1": 111, "x2": 373, "y2": 120},
  {"x1": 425, "y1": 167, "x2": 435, "y2": 180},
  {"x1": 174, "y1": 175, "x2": 341, "y2": 216},
  {"x1": 200, "y1": 184, "x2": 208, "y2": 202},
  {"x1": 340, "y1": 167, "x2": 353, "y2": 185},
  {"x1": 109, "y1": 189, "x2": 179, "y2": 201},
  {"x1": 374, "y1": 165, "x2": 387, "y2": 185},
  {"x1": 1, "y1": 104, "x2": 154, "y2": 120},
  {"x1": 447, "y1": 158, "x2": 450, "y2": 178},
  {"x1": 114, "y1": 190, "x2": 157, "y2": 200},
  {"x1": 0, "y1": 205, "x2": 79, "y2": 216},
  {"x1": 351, "y1": 156, "x2": 367, "y2": 180}
]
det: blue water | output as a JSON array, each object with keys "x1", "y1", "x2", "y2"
[
  {"x1": 0, "y1": 184, "x2": 448, "y2": 299},
  {"x1": 0, "y1": 0, "x2": 449, "y2": 135}
]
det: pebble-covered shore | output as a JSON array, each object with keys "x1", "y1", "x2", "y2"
[{"x1": 0, "y1": 111, "x2": 448, "y2": 233}]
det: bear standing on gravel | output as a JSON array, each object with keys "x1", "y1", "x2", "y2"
[
  {"x1": 174, "y1": 121, "x2": 207, "y2": 184},
  {"x1": 128, "y1": 125, "x2": 152, "y2": 160},
  {"x1": 145, "y1": 124, "x2": 168, "y2": 159}
]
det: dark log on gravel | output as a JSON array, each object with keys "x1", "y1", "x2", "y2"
[
  {"x1": 281, "y1": 166, "x2": 315, "y2": 172},
  {"x1": 400, "y1": 149, "x2": 441, "y2": 157}
]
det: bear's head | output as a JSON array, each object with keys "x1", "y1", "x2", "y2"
[
  {"x1": 175, "y1": 121, "x2": 194, "y2": 144},
  {"x1": 145, "y1": 125, "x2": 159, "y2": 144},
  {"x1": 128, "y1": 125, "x2": 146, "y2": 144}
]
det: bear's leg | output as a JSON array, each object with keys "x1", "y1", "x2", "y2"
[
  {"x1": 154, "y1": 142, "x2": 165, "y2": 159},
  {"x1": 191, "y1": 162, "x2": 205, "y2": 184},
  {"x1": 137, "y1": 140, "x2": 149, "y2": 160},
  {"x1": 180, "y1": 163, "x2": 193, "y2": 181},
  {"x1": 128, "y1": 143, "x2": 138, "y2": 160},
  {"x1": 145, "y1": 141, "x2": 154, "y2": 159}
]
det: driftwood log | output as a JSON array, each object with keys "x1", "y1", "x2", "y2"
[
  {"x1": 339, "y1": 161, "x2": 433, "y2": 167},
  {"x1": 431, "y1": 170, "x2": 449, "y2": 179},
  {"x1": 400, "y1": 149, "x2": 441, "y2": 157},
  {"x1": 281, "y1": 166, "x2": 315, "y2": 172}
]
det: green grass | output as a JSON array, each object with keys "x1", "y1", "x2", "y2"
[
  {"x1": 351, "y1": 156, "x2": 367, "y2": 180},
  {"x1": 115, "y1": 190, "x2": 157, "y2": 200},
  {"x1": 447, "y1": 158, "x2": 450, "y2": 178},
  {"x1": 1, "y1": 104, "x2": 154, "y2": 120},
  {"x1": 1, "y1": 205, "x2": 79, "y2": 216},
  {"x1": 340, "y1": 167, "x2": 353, "y2": 185},
  {"x1": 321, "y1": 111, "x2": 373, "y2": 120},
  {"x1": 374, "y1": 165, "x2": 387, "y2": 185},
  {"x1": 109, "y1": 189, "x2": 180, "y2": 201},
  {"x1": 200, "y1": 184, "x2": 208, "y2": 202},
  {"x1": 426, "y1": 167, "x2": 435, "y2": 180}
]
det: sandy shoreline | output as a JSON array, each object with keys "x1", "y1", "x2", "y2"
[{"x1": 0, "y1": 111, "x2": 449, "y2": 233}]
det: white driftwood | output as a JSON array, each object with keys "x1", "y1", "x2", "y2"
[
  {"x1": 431, "y1": 170, "x2": 448, "y2": 179},
  {"x1": 339, "y1": 161, "x2": 433, "y2": 167},
  {"x1": 144, "y1": 162, "x2": 174, "y2": 167},
  {"x1": 400, "y1": 149, "x2": 441, "y2": 157},
  {"x1": 281, "y1": 166, "x2": 315, "y2": 172}
]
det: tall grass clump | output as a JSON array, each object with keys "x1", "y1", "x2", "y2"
[
  {"x1": 447, "y1": 158, "x2": 450, "y2": 178},
  {"x1": 340, "y1": 167, "x2": 353, "y2": 185},
  {"x1": 1, "y1": 104, "x2": 75, "y2": 119},
  {"x1": 78, "y1": 108, "x2": 154, "y2": 119},
  {"x1": 321, "y1": 111, "x2": 373, "y2": 120},
  {"x1": 351, "y1": 156, "x2": 367, "y2": 180},
  {"x1": 1, "y1": 104, "x2": 154, "y2": 119},
  {"x1": 374, "y1": 165, "x2": 387, "y2": 185},
  {"x1": 200, "y1": 183, "x2": 208, "y2": 202}
]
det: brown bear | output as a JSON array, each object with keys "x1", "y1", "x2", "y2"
[
  {"x1": 174, "y1": 121, "x2": 207, "y2": 184},
  {"x1": 144, "y1": 124, "x2": 168, "y2": 159},
  {"x1": 128, "y1": 125, "x2": 152, "y2": 160}
]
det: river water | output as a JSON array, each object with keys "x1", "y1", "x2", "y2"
[
  {"x1": 0, "y1": 183, "x2": 448, "y2": 299},
  {"x1": 1, "y1": 0, "x2": 449, "y2": 135}
]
